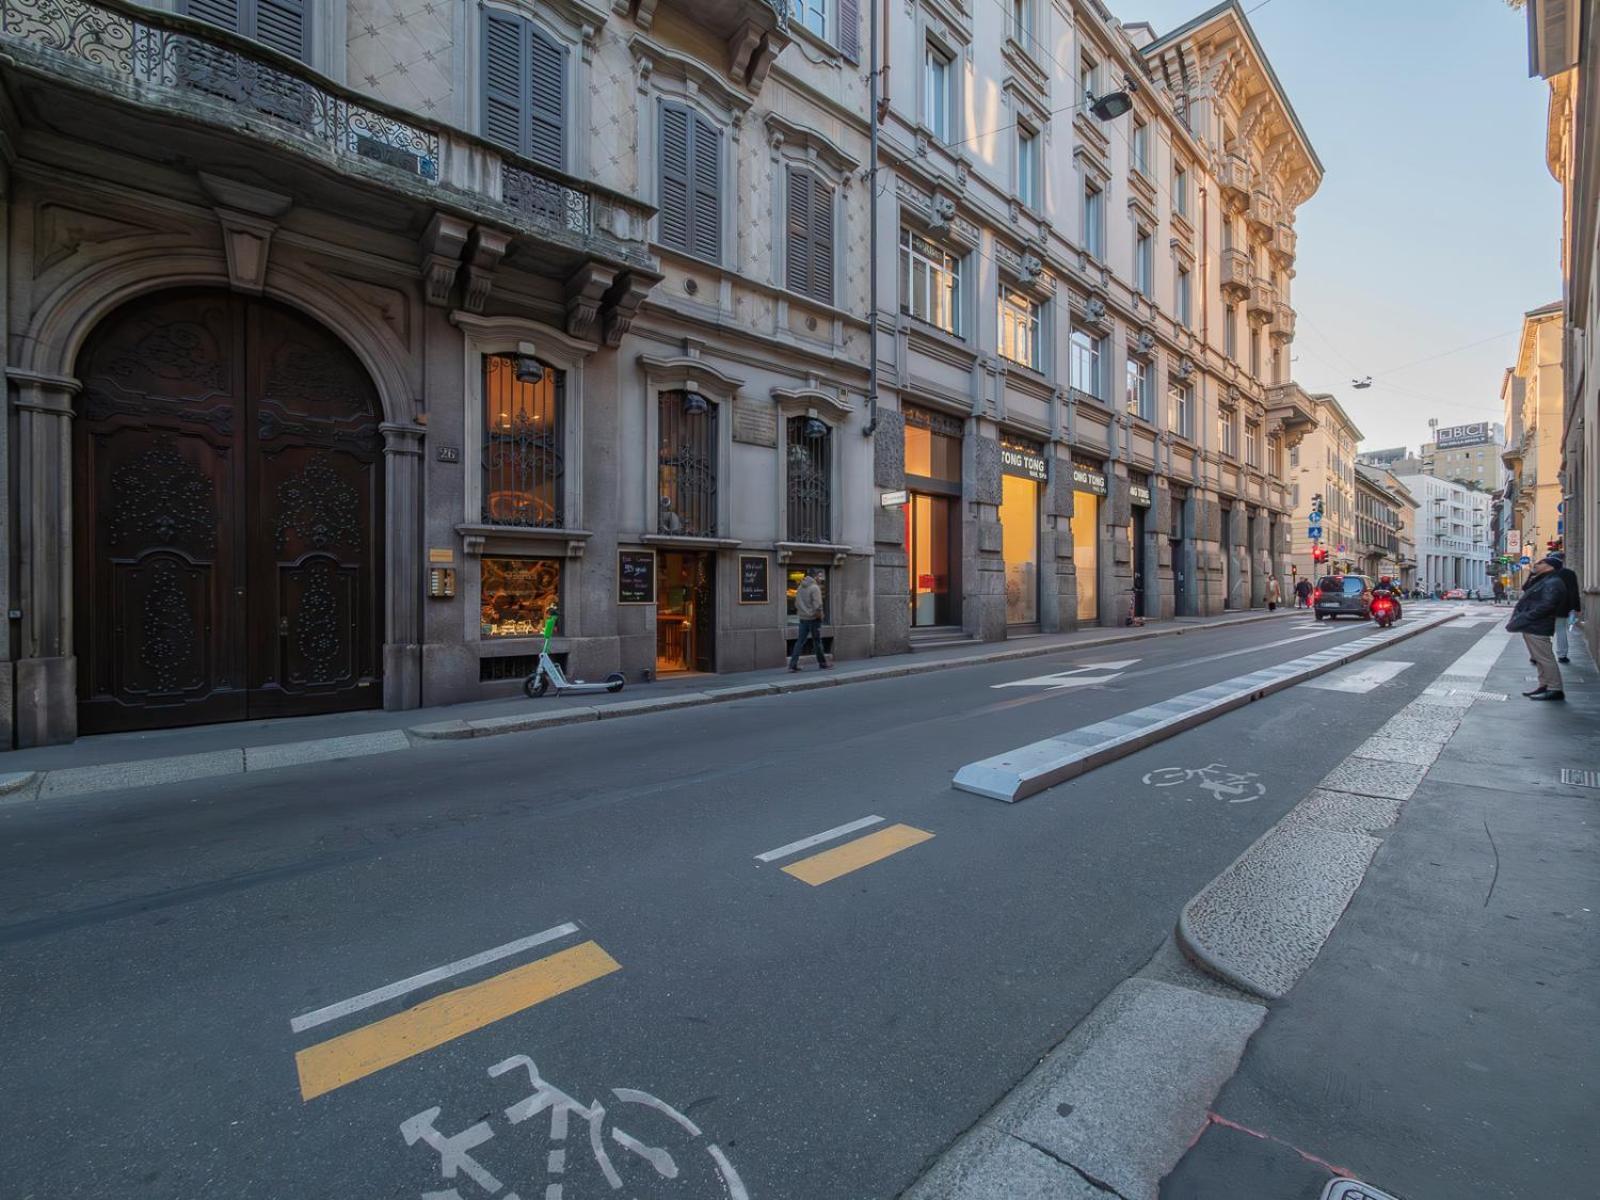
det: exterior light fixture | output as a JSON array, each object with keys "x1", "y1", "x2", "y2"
[
  {"x1": 804, "y1": 414, "x2": 828, "y2": 440},
  {"x1": 1087, "y1": 75, "x2": 1137, "y2": 122},
  {"x1": 514, "y1": 340, "x2": 542, "y2": 384},
  {"x1": 682, "y1": 384, "x2": 708, "y2": 416}
]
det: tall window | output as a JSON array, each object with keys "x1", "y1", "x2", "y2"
[
  {"x1": 1125, "y1": 358, "x2": 1152, "y2": 421},
  {"x1": 790, "y1": 0, "x2": 827, "y2": 38},
  {"x1": 481, "y1": 10, "x2": 566, "y2": 169},
  {"x1": 1134, "y1": 231, "x2": 1153, "y2": 297},
  {"x1": 925, "y1": 42, "x2": 953, "y2": 142},
  {"x1": 1249, "y1": 327, "x2": 1261, "y2": 377},
  {"x1": 1010, "y1": 0, "x2": 1032, "y2": 43},
  {"x1": 1224, "y1": 303, "x2": 1238, "y2": 358},
  {"x1": 1084, "y1": 184, "x2": 1105, "y2": 259},
  {"x1": 1219, "y1": 407, "x2": 1238, "y2": 457},
  {"x1": 1173, "y1": 165, "x2": 1189, "y2": 217},
  {"x1": 1017, "y1": 127, "x2": 1040, "y2": 209},
  {"x1": 1131, "y1": 120, "x2": 1149, "y2": 175},
  {"x1": 182, "y1": 0, "x2": 310, "y2": 61},
  {"x1": 1069, "y1": 328, "x2": 1103, "y2": 400},
  {"x1": 658, "y1": 102, "x2": 722, "y2": 263},
  {"x1": 483, "y1": 354, "x2": 564, "y2": 528},
  {"x1": 1168, "y1": 379, "x2": 1192, "y2": 438},
  {"x1": 1246, "y1": 420, "x2": 1262, "y2": 468},
  {"x1": 1079, "y1": 53, "x2": 1099, "y2": 102},
  {"x1": 786, "y1": 415, "x2": 832, "y2": 543},
  {"x1": 1221, "y1": 215, "x2": 1233, "y2": 251},
  {"x1": 901, "y1": 228, "x2": 962, "y2": 335},
  {"x1": 658, "y1": 391, "x2": 718, "y2": 537},
  {"x1": 999, "y1": 287, "x2": 1041, "y2": 369},
  {"x1": 786, "y1": 168, "x2": 835, "y2": 304},
  {"x1": 1175, "y1": 265, "x2": 1191, "y2": 327}
]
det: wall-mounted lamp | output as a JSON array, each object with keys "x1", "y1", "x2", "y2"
[
  {"x1": 804, "y1": 413, "x2": 828, "y2": 440},
  {"x1": 514, "y1": 340, "x2": 542, "y2": 384},
  {"x1": 683, "y1": 383, "x2": 708, "y2": 416}
]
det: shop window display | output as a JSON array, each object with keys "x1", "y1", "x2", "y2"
[{"x1": 481, "y1": 557, "x2": 561, "y2": 638}]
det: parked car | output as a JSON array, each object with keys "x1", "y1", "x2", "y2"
[
  {"x1": 1313, "y1": 574, "x2": 1374, "y2": 620},
  {"x1": 1445, "y1": 588, "x2": 1468, "y2": 600}
]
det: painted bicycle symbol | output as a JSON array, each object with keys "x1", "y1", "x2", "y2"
[
  {"x1": 1141, "y1": 763, "x2": 1266, "y2": 804},
  {"x1": 402, "y1": 1053, "x2": 747, "y2": 1200}
]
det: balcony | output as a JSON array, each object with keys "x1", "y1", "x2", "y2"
[
  {"x1": 1272, "y1": 221, "x2": 1297, "y2": 265},
  {"x1": 1220, "y1": 247, "x2": 1252, "y2": 301},
  {"x1": 1247, "y1": 276, "x2": 1277, "y2": 326},
  {"x1": 0, "y1": 0, "x2": 659, "y2": 335},
  {"x1": 1265, "y1": 381, "x2": 1319, "y2": 450},
  {"x1": 631, "y1": 0, "x2": 791, "y2": 89},
  {"x1": 1247, "y1": 189, "x2": 1279, "y2": 235},
  {"x1": 1270, "y1": 300, "x2": 1295, "y2": 343},
  {"x1": 1217, "y1": 155, "x2": 1252, "y2": 211}
]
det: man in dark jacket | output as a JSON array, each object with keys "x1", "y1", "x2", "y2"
[
  {"x1": 1507, "y1": 555, "x2": 1571, "y2": 700},
  {"x1": 1549, "y1": 552, "x2": 1581, "y2": 664}
]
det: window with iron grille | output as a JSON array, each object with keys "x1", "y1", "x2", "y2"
[
  {"x1": 786, "y1": 416, "x2": 832, "y2": 543},
  {"x1": 658, "y1": 391, "x2": 718, "y2": 537},
  {"x1": 483, "y1": 354, "x2": 564, "y2": 528}
]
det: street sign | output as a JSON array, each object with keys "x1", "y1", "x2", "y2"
[
  {"x1": 879, "y1": 489, "x2": 909, "y2": 508},
  {"x1": 1520, "y1": 555, "x2": 1532, "y2": 566},
  {"x1": 1308, "y1": 526, "x2": 1323, "y2": 540}
]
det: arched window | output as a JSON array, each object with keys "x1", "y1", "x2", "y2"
[
  {"x1": 182, "y1": 0, "x2": 310, "y2": 62},
  {"x1": 786, "y1": 416, "x2": 832, "y2": 543},
  {"x1": 482, "y1": 9, "x2": 567, "y2": 171}
]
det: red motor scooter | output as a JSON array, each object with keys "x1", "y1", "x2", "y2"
[{"x1": 1371, "y1": 593, "x2": 1400, "y2": 629}]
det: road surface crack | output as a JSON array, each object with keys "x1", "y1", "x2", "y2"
[
  {"x1": 1483, "y1": 817, "x2": 1501, "y2": 908},
  {"x1": 1006, "y1": 1132, "x2": 1129, "y2": 1198}
]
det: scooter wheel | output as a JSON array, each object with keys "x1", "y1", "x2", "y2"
[
  {"x1": 524, "y1": 674, "x2": 549, "y2": 699},
  {"x1": 605, "y1": 671, "x2": 626, "y2": 694}
]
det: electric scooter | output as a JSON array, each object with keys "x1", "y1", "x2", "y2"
[{"x1": 523, "y1": 605, "x2": 626, "y2": 698}]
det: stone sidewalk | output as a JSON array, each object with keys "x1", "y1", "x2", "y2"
[{"x1": 1, "y1": 607, "x2": 1295, "y2": 801}]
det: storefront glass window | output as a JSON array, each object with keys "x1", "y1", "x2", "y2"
[
  {"x1": 1001, "y1": 474, "x2": 1039, "y2": 624},
  {"x1": 1071, "y1": 491, "x2": 1099, "y2": 622},
  {"x1": 905, "y1": 422, "x2": 962, "y2": 481},
  {"x1": 480, "y1": 557, "x2": 561, "y2": 639}
]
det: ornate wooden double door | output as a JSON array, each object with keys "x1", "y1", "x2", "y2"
[{"x1": 74, "y1": 290, "x2": 385, "y2": 733}]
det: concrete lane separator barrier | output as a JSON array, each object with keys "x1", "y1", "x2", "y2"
[
  {"x1": 952, "y1": 612, "x2": 1461, "y2": 804},
  {"x1": 1176, "y1": 624, "x2": 1512, "y2": 1000}
]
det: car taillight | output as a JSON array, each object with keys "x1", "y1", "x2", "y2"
[{"x1": 1312, "y1": 588, "x2": 1322, "y2": 603}]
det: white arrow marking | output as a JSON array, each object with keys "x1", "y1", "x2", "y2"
[{"x1": 992, "y1": 659, "x2": 1140, "y2": 689}]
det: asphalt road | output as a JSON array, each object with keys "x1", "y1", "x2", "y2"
[{"x1": 0, "y1": 607, "x2": 1498, "y2": 1200}]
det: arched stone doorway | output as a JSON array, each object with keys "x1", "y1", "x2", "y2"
[{"x1": 73, "y1": 289, "x2": 386, "y2": 733}]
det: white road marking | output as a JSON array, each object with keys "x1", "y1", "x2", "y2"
[
  {"x1": 1299, "y1": 660, "x2": 1414, "y2": 693},
  {"x1": 289, "y1": 921, "x2": 581, "y2": 1033},
  {"x1": 991, "y1": 659, "x2": 1140, "y2": 690},
  {"x1": 754, "y1": 815, "x2": 884, "y2": 862}
]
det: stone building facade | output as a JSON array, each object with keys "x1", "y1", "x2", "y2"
[
  {"x1": 1502, "y1": 302, "x2": 1567, "y2": 579},
  {"x1": 1396, "y1": 473, "x2": 1492, "y2": 593},
  {"x1": 1283, "y1": 388, "x2": 1359, "y2": 579}
]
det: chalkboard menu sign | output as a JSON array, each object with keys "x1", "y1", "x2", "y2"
[
  {"x1": 617, "y1": 549, "x2": 656, "y2": 604},
  {"x1": 739, "y1": 554, "x2": 770, "y2": 605}
]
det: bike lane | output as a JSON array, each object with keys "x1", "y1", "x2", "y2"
[{"x1": 0, "y1": 617, "x2": 1483, "y2": 1199}]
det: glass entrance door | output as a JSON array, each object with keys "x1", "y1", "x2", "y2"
[
  {"x1": 1001, "y1": 474, "x2": 1040, "y2": 625},
  {"x1": 656, "y1": 551, "x2": 716, "y2": 673},
  {"x1": 1130, "y1": 505, "x2": 1147, "y2": 618},
  {"x1": 1072, "y1": 491, "x2": 1100, "y2": 623},
  {"x1": 907, "y1": 493, "x2": 954, "y2": 626}
]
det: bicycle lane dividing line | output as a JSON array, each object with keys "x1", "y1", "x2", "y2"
[
  {"x1": 753, "y1": 815, "x2": 935, "y2": 885},
  {"x1": 293, "y1": 928, "x2": 619, "y2": 1101}
]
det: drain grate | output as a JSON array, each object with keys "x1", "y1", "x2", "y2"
[
  {"x1": 1323, "y1": 1181, "x2": 1402, "y2": 1200},
  {"x1": 1560, "y1": 768, "x2": 1600, "y2": 789}
]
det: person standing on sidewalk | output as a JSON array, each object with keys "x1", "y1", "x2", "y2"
[
  {"x1": 1549, "y1": 552, "x2": 1581, "y2": 664},
  {"x1": 788, "y1": 570, "x2": 830, "y2": 672},
  {"x1": 1507, "y1": 555, "x2": 1570, "y2": 701},
  {"x1": 1294, "y1": 577, "x2": 1312, "y2": 609},
  {"x1": 1265, "y1": 575, "x2": 1281, "y2": 611}
]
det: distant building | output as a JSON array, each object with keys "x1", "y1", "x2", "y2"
[
  {"x1": 1397, "y1": 473, "x2": 1493, "y2": 591},
  {"x1": 1502, "y1": 304, "x2": 1566, "y2": 571},
  {"x1": 1354, "y1": 464, "x2": 1418, "y2": 587},
  {"x1": 1420, "y1": 422, "x2": 1505, "y2": 492},
  {"x1": 1285, "y1": 391, "x2": 1362, "y2": 578}
]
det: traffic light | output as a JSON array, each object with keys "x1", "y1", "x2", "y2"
[{"x1": 1312, "y1": 546, "x2": 1328, "y2": 564}]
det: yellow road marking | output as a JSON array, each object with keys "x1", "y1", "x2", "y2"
[
  {"x1": 295, "y1": 940, "x2": 620, "y2": 1101},
  {"x1": 781, "y1": 824, "x2": 934, "y2": 886}
]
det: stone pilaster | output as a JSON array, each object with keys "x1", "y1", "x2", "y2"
[
  {"x1": 12, "y1": 372, "x2": 78, "y2": 747},
  {"x1": 871, "y1": 408, "x2": 909, "y2": 656},
  {"x1": 966, "y1": 430, "x2": 1005, "y2": 642},
  {"x1": 381, "y1": 422, "x2": 425, "y2": 711}
]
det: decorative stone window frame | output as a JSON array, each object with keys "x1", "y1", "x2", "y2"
[
  {"x1": 917, "y1": 11, "x2": 969, "y2": 149},
  {"x1": 638, "y1": 349, "x2": 745, "y2": 545},
  {"x1": 452, "y1": 312, "x2": 594, "y2": 559},
  {"x1": 896, "y1": 186, "x2": 978, "y2": 343},
  {"x1": 765, "y1": 112, "x2": 857, "y2": 320},
  {"x1": 631, "y1": 34, "x2": 752, "y2": 276},
  {"x1": 773, "y1": 384, "x2": 856, "y2": 560},
  {"x1": 995, "y1": 239, "x2": 1052, "y2": 374},
  {"x1": 472, "y1": 0, "x2": 603, "y2": 179}
]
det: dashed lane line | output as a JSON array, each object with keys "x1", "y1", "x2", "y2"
[
  {"x1": 754, "y1": 815, "x2": 885, "y2": 862},
  {"x1": 779, "y1": 824, "x2": 935, "y2": 886}
]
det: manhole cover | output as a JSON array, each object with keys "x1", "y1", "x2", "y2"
[
  {"x1": 1561, "y1": 768, "x2": 1600, "y2": 789},
  {"x1": 1323, "y1": 1181, "x2": 1403, "y2": 1200}
]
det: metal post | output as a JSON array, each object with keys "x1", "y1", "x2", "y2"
[{"x1": 863, "y1": 0, "x2": 880, "y2": 437}]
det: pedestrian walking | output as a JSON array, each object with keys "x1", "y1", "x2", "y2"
[
  {"x1": 788, "y1": 569, "x2": 830, "y2": 672},
  {"x1": 1507, "y1": 554, "x2": 1570, "y2": 701},
  {"x1": 1548, "y1": 552, "x2": 1581, "y2": 663},
  {"x1": 1265, "y1": 576, "x2": 1281, "y2": 611},
  {"x1": 1492, "y1": 578, "x2": 1506, "y2": 606},
  {"x1": 1295, "y1": 577, "x2": 1312, "y2": 609}
]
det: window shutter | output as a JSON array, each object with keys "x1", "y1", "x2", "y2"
[
  {"x1": 184, "y1": 0, "x2": 243, "y2": 35},
  {"x1": 809, "y1": 177, "x2": 834, "y2": 303},
  {"x1": 837, "y1": 0, "x2": 859, "y2": 62},
  {"x1": 689, "y1": 112, "x2": 722, "y2": 263},
  {"x1": 526, "y1": 25, "x2": 566, "y2": 170},
  {"x1": 658, "y1": 103, "x2": 692, "y2": 253},
  {"x1": 254, "y1": 0, "x2": 308, "y2": 60},
  {"x1": 786, "y1": 168, "x2": 812, "y2": 298},
  {"x1": 483, "y1": 11, "x2": 529, "y2": 156}
]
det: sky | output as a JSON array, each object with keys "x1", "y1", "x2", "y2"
[{"x1": 1111, "y1": 0, "x2": 1562, "y2": 453}]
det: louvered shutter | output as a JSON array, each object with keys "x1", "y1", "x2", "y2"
[
  {"x1": 483, "y1": 11, "x2": 529, "y2": 156},
  {"x1": 688, "y1": 112, "x2": 722, "y2": 263},
  {"x1": 786, "y1": 168, "x2": 813, "y2": 298},
  {"x1": 837, "y1": 0, "x2": 859, "y2": 63},
  {"x1": 658, "y1": 103, "x2": 692, "y2": 254},
  {"x1": 184, "y1": 0, "x2": 242, "y2": 36},
  {"x1": 254, "y1": 0, "x2": 308, "y2": 60},
  {"x1": 526, "y1": 25, "x2": 566, "y2": 170},
  {"x1": 809, "y1": 177, "x2": 834, "y2": 303}
]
